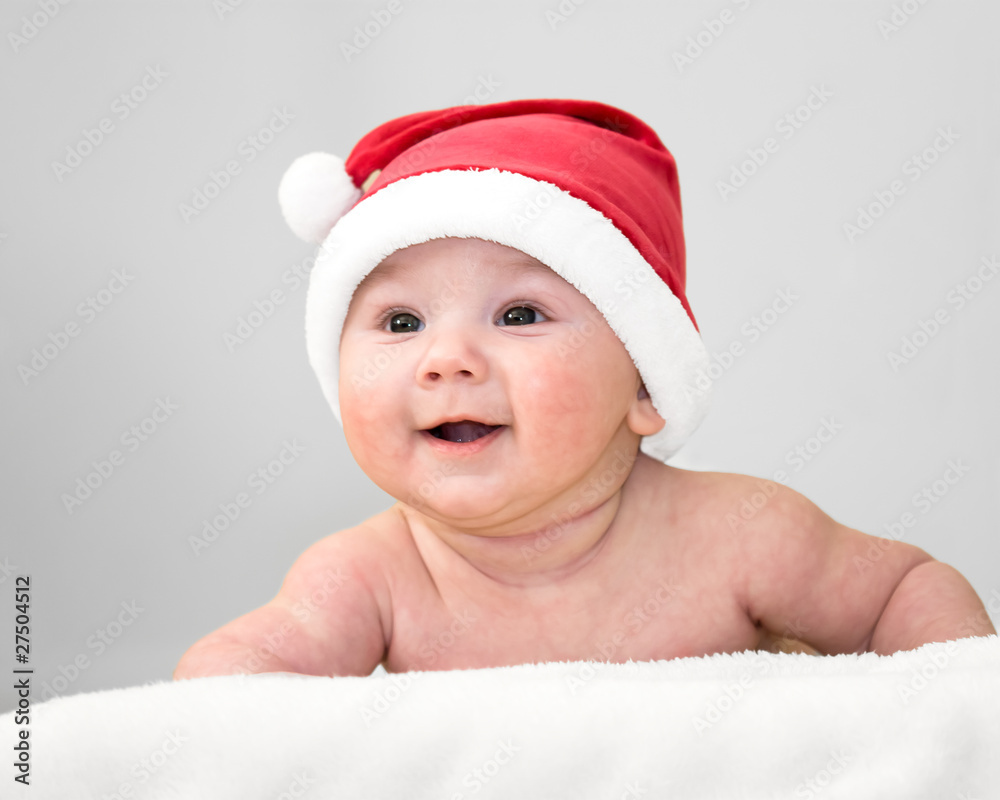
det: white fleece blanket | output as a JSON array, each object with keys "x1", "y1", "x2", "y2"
[{"x1": 5, "y1": 636, "x2": 999, "y2": 799}]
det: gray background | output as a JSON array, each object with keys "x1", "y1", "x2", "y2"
[{"x1": 1, "y1": 0, "x2": 997, "y2": 713}]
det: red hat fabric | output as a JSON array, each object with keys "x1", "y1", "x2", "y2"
[{"x1": 279, "y1": 99, "x2": 711, "y2": 461}]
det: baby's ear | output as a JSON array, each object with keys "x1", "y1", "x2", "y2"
[{"x1": 627, "y1": 382, "x2": 665, "y2": 436}]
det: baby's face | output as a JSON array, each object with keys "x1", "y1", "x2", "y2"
[{"x1": 339, "y1": 237, "x2": 661, "y2": 529}]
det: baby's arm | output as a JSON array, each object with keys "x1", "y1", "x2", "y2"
[
  {"x1": 866, "y1": 557, "x2": 995, "y2": 653},
  {"x1": 730, "y1": 478, "x2": 996, "y2": 655},
  {"x1": 173, "y1": 528, "x2": 389, "y2": 679}
]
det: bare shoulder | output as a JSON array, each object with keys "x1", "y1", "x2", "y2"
[
  {"x1": 642, "y1": 462, "x2": 815, "y2": 530},
  {"x1": 627, "y1": 457, "x2": 787, "y2": 532},
  {"x1": 630, "y1": 462, "x2": 838, "y2": 595},
  {"x1": 275, "y1": 506, "x2": 414, "y2": 615},
  {"x1": 664, "y1": 467, "x2": 934, "y2": 654}
]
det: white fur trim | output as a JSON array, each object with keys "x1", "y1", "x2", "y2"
[
  {"x1": 305, "y1": 169, "x2": 711, "y2": 461},
  {"x1": 278, "y1": 152, "x2": 361, "y2": 244}
]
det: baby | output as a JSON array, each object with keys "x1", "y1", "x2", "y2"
[{"x1": 174, "y1": 99, "x2": 994, "y2": 680}]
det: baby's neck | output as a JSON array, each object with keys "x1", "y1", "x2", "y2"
[{"x1": 397, "y1": 476, "x2": 639, "y2": 589}]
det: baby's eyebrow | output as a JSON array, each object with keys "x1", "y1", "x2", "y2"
[
  {"x1": 356, "y1": 260, "x2": 417, "y2": 293},
  {"x1": 462, "y1": 256, "x2": 558, "y2": 284},
  {"x1": 505, "y1": 258, "x2": 556, "y2": 278},
  {"x1": 360, "y1": 255, "x2": 556, "y2": 293}
]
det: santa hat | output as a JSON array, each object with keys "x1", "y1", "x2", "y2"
[{"x1": 278, "y1": 98, "x2": 710, "y2": 461}]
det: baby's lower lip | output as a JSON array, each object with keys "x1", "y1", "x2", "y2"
[
  {"x1": 429, "y1": 421, "x2": 501, "y2": 443},
  {"x1": 419, "y1": 425, "x2": 505, "y2": 454}
]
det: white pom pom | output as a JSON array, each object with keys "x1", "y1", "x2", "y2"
[{"x1": 278, "y1": 152, "x2": 361, "y2": 244}]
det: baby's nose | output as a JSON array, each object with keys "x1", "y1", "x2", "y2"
[{"x1": 416, "y1": 326, "x2": 488, "y2": 385}]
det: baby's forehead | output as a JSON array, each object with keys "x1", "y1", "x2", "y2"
[{"x1": 358, "y1": 237, "x2": 560, "y2": 291}]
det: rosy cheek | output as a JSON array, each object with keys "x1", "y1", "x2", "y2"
[
  {"x1": 339, "y1": 360, "x2": 385, "y2": 439},
  {"x1": 340, "y1": 340, "x2": 398, "y2": 408},
  {"x1": 514, "y1": 356, "x2": 594, "y2": 423},
  {"x1": 515, "y1": 338, "x2": 635, "y2": 427},
  {"x1": 341, "y1": 399, "x2": 399, "y2": 487}
]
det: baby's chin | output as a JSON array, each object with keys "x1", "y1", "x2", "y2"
[
  {"x1": 400, "y1": 491, "x2": 519, "y2": 528},
  {"x1": 391, "y1": 480, "x2": 558, "y2": 533},
  {"x1": 396, "y1": 486, "x2": 613, "y2": 552}
]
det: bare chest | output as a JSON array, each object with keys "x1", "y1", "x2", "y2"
[
  {"x1": 377, "y1": 464, "x2": 765, "y2": 672},
  {"x1": 383, "y1": 570, "x2": 759, "y2": 672}
]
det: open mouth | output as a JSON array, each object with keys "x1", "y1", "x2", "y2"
[{"x1": 426, "y1": 420, "x2": 502, "y2": 443}]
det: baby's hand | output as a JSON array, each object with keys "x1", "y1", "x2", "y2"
[
  {"x1": 174, "y1": 526, "x2": 389, "y2": 679},
  {"x1": 172, "y1": 636, "x2": 300, "y2": 680}
]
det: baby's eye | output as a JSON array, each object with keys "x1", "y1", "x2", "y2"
[
  {"x1": 499, "y1": 306, "x2": 546, "y2": 326},
  {"x1": 386, "y1": 312, "x2": 423, "y2": 333}
]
